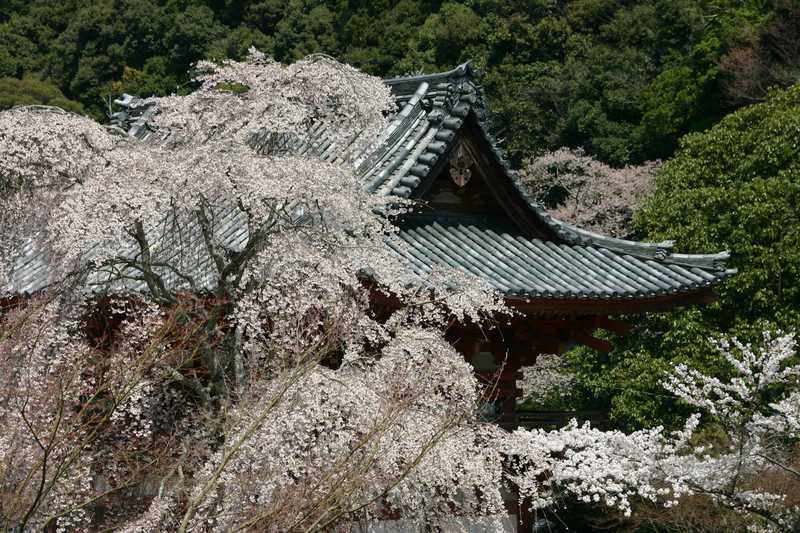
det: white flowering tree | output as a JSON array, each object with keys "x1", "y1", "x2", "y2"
[
  {"x1": 520, "y1": 148, "x2": 659, "y2": 238},
  {"x1": 0, "y1": 50, "x2": 511, "y2": 532},
  {"x1": 659, "y1": 333, "x2": 800, "y2": 530},
  {"x1": 515, "y1": 333, "x2": 800, "y2": 531},
  {"x1": 1, "y1": 50, "x2": 799, "y2": 532}
]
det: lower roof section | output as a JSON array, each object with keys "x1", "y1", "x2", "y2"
[
  {"x1": 389, "y1": 221, "x2": 735, "y2": 307},
  {"x1": 5, "y1": 215, "x2": 734, "y2": 316}
]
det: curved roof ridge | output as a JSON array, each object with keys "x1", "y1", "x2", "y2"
[
  {"x1": 526, "y1": 203, "x2": 673, "y2": 255},
  {"x1": 522, "y1": 207, "x2": 733, "y2": 270},
  {"x1": 383, "y1": 61, "x2": 476, "y2": 90},
  {"x1": 431, "y1": 83, "x2": 732, "y2": 269}
]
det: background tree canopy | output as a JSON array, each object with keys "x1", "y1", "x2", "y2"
[{"x1": 1, "y1": 0, "x2": 796, "y2": 165}]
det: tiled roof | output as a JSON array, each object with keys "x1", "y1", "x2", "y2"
[
  {"x1": 4, "y1": 63, "x2": 735, "y2": 301},
  {"x1": 392, "y1": 222, "x2": 734, "y2": 299},
  {"x1": 112, "y1": 63, "x2": 483, "y2": 200},
  {"x1": 6, "y1": 217, "x2": 735, "y2": 301},
  {"x1": 7, "y1": 203, "x2": 250, "y2": 295}
]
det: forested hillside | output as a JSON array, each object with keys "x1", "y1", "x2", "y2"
[{"x1": 1, "y1": 0, "x2": 797, "y2": 165}]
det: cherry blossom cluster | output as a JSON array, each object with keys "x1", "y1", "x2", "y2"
[
  {"x1": 175, "y1": 328, "x2": 509, "y2": 531},
  {"x1": 520, "y1": 353, "x2": 574, "y2": 399},
  {"x1": 0, "y1": 50, "x2": 510, "y2": 531},
  {"x1": 520, "y1": 148, "x2": 659, "y2": 237},
  {"x1": 0, "y1": 294, "x2": 199, "y2": 531},
  {"x1": 659, "y1": 332, "x2": 800, "y2": 530},
  {"x1": 504, "y1": 415, "x2": 699, "y2": 517}
]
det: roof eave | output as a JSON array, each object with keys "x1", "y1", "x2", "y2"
[{"x1": 505, "y1": 286, "x2": 721, "y2": 316}]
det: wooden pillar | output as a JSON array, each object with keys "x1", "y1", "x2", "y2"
[{"x1": 449, "y1": 313, "x2": 629, "y2": 532}]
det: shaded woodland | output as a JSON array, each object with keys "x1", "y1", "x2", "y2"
[{"x1": 2, "y1": 0, "x2": 798, "y2": 165}]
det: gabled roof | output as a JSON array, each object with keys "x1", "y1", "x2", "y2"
[
  {"x1": 350, "y1": 63, "x2": 735, "y2": 304},
  {"x1": 4, "y1": 63, "x2": 735, "y2": 308}
]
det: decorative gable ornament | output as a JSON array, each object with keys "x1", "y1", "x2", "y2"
[{"x1": 449, "y1": 141, "x2": 472, "y2": 188}]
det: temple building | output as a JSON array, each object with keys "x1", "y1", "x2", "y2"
[
  {"x1": 364, "y1": 63, "x2": 735, "y2": 425},
  {"x1": 5, "y1": 62, "x2": 735, "y2": 428}
]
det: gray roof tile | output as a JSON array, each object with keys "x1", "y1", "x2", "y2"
[{"x1": 396, "y1": 223, "x2": 734, "y2": 300}]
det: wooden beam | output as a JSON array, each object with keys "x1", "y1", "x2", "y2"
[
  {"x1": 506, "y1": 288, "x2": 719, "y2": 316},
  {"x1": 573, "y1": 332, "x2": 614, "y2": 353}
]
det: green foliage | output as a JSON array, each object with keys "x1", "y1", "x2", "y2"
[
  {"x1": 639, "y1": 82, "x2": 800, "y2": 331},
  {"x1": 213, "y1": 81, "x2": 249, "y2": 94},
  {"x1": 567, "y1": 312, "x2": 728, "y2": 429},
  {"x1": 0, "y1": 0, "x2": 786, "y2": 162},
  {"x1": 0, "y1": 77, "x2": 84, "y2": 113},
  {"x1": 401, "y1": 3, "x2": 488, "y2": 70},
  {"x1": 393, "y1": 0, "x2": 783, "y2": 164},
  {"x1": 571, "y1": 82, "x2": 800, "y2": 428},
  {"x1": 0, "y1": 12, "x2": 57, "y2": 78}
]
